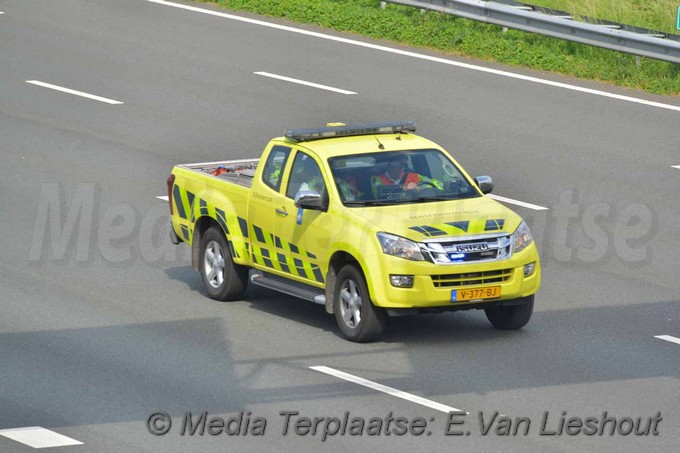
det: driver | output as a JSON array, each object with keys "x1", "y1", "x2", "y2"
[{"x1": 371, "y1": 156, "x2": 442, "y2": 196}]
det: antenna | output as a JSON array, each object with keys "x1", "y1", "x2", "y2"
[{"x1": 374, "y1": 135, "x2": 385, "y2": 150}]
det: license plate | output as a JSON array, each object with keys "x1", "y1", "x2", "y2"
[{"x1": 452, "y1": 286, "x2": 501, "y2": 302}]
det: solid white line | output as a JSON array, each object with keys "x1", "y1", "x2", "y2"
[
  {"x1": 26, "y1": 80, "x2": 123, "y2": 105},
  {"x1": 672, "y1": 165, "x2": 680, "y2": 170},
  {"x1": 255, "y1": 72, "x2": 356, "y2": 95},
  {"x1": 655, "y1": 335, "x2": 680, "y2": 345},
  {"x1": 311, "y1": 366, "x2": 464, "y2": 413},
  {"x1": 0, "y1": 427, "x2": 83, "y2": 448},
  {"x1": 156, "y1": 195, "x2": 169, "y2": 201},
  {"x1": 147, "y1": 0, "x2": 680, "y2": 113},
  {"x1": 487, "y1": 194, "x2": 549, "y2": 211}
]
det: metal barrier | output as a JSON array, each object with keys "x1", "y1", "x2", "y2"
[{"x1": 383, "y1": 0, "x2": 680, "y2": 64}]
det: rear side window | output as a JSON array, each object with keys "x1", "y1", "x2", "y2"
[{"x1": 262, "y1": 145, "x2": 291, "y2": 191}]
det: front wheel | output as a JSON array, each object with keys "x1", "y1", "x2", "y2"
[
  {"x1": 484, "y1": 295, "x2": 534, "y2": 329},
  {"x1": 199, "y1": 227, "x2": 248, "y2": 301},
  {"x1": 333, "y1": 264, "x2": 386, "y2": 342}
]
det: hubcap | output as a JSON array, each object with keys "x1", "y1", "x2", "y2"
[
  {"x1": 339, "y1": 279, "x2": 362, "y2": 328},
  {"x1": 204, "y1": 240, "x2": 226, "y2": 288}
]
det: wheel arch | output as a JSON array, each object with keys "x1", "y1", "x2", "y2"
[
  {"x1": 324, "y1": 251, "x2": 364, "y2": 314},
  {"x1": 192, "y1": 216, "x2": 229, "y2": 272}
]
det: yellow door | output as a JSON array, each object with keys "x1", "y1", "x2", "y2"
[{"x1": 275, "y1": 150, "x2": 332, "y2": 287}]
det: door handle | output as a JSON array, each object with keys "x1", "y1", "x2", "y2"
[{"x1": 275, "y1": 208, "x2": 288, "y2": 216}]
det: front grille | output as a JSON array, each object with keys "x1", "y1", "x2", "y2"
[
  {"x1": 420, "y1": 233, "x2": 512, "y2": 264},
  {"x1": 431, "y1": 268, "x2": 513, "y2": 288}
]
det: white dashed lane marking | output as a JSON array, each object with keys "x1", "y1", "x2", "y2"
[
  {"x1": 487, "y1": 194, "x2": 548, "y2": 211},
  {"x1": 26, "y1": 80, "x2": 123, "y2": 105},
  {"x1": 0, "y1": 427, "x2": 83, "y2": 449},
  {"x1": 254, "y1": 72, "x2": 357, "y2": 95},
  {"x1": 311, "y1": 366, "x2": 466, "y2": 414},
  {"x1": 655, "y1": 335, "x2": 680, "y2": 346}
]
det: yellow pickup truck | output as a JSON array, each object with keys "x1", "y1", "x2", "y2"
[{"x1": 167, "y1": 122, "x2": 540, "y2": 342}]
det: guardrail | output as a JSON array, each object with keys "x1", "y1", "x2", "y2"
[{"x1": 383, "y1": 0, "x2": 680, "y2": 64}]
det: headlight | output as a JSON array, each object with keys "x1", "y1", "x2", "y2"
[
  {"x1": 377, "y1": 232, "x2": 424, "y2": 261},
  {"x1": 512, "y1": 221, "x2": 533, "y2": 253}
]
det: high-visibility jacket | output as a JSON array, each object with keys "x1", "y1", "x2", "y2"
[
  {"x1": 337, "y1": 176, "x2": 360, "y2": 201},
  {"x1": 371, "y1": 171, "x2": 443, "y2": 196},
  {"x1": 376, "y1": 172, "x2": 421, "y2": 187},
  {"x1": 298, "y1": 175, "x2": 324, "y2": 194}
]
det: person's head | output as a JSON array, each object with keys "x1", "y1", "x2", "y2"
[
  {"x1": 386, "y1": 156, "x2": 407, "y2": 179},
  {"x1": 298, "y1": 156, "x2": 317, "y2": 178}
]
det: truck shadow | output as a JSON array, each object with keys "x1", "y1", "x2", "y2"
[
  {"x1": 164, "y1": 265, "x2": 203, "y2": 292},
  {"x1": 243, "y1": 285, "x2": 338, "y2": 336},
  {"x1": 163, "y1": 266, "x2": 571, "y2": 344},
  {"x1": 244, "y1": 284, "x2": 536, "y2": 343}
]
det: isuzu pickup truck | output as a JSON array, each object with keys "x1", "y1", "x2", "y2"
[{"x1": 167, "y1": 122, "x2": 540, "y2": 342}]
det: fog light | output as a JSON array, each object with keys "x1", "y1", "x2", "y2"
[
  {"x1": 390, "y1": 275, "x2": 414, "y2": 288},
  {"x1": 524, "y1": 262, "x2": 535, "y2": 277}
]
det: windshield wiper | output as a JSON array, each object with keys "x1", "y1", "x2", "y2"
[
  {"x1": 344, "y1": 200, "x2": 394, "y2": 206},
  {"x1": 410, "y1": 195, "x2": 453, "y2": 203},
  {"x1": 411, "y1": 193, "x2": 481, "y2": 203}
]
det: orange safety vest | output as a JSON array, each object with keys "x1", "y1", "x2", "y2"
[{"x1": 377, "y1": 172, "x2": 421, "y2": 187}]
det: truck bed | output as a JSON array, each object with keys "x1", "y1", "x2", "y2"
[{"x1": 178, "y1": 158, "x2": 260, "y2": 188}]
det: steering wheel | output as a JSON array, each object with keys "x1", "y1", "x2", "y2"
[{"x1": 377, "y1": 185, "x2": 404, "y2": 199}]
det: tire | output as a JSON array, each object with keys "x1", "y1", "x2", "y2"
[
  {"x1": 333, "y1": 264, "x2": 386, "y2": 342},
  {"x1": 484, "y1": 295, "x2": 534, "y2": 330},
  {"x1": 199, "y1": 226, "x2": 248, "y2": 301}
]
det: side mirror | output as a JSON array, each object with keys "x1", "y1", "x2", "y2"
[
  {"x1": 295, "y1": 190, "x2": 325, "y2": 210},
  {"x1": 474, "y1": 176, "x2": 494, "y2": 194}
]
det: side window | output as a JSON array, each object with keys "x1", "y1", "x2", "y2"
[
  {"x1": 262, "y1": 145, "x2": 291, "y2": 191},
  {"x1": 285, "y1": 152, "x2": 327, "y2": 200}
]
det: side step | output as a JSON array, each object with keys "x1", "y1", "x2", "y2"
[{"x1": 250, "y1": 271, "x2": 326, "y2": 305}]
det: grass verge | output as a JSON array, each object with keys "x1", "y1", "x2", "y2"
[
  {"x1": 199, "y1": 0, "x2": 680, "y2": 96},
  {"x1": 528, "y1": 0, "x2": 679, "y2": 34}
]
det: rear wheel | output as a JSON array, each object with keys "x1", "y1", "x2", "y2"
[
  {"x1": 333, "y1": 264, "x2": 386, "y2": 342},
  {"x1": 484, "y1": 295, "x2": 534, "y2": 329},
  {"x1": 199, "y1": 227, "x2": 248, "y2": 301}
]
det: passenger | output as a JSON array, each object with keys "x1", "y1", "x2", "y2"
[
  {"x1": 295, "y1": 158, "x2": 324, "y2": 197},
  {"x1": 336, "y1": 175, "x2": 360, "y2": 201}
]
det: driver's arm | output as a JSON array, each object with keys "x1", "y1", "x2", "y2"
[
  {"x1": 404, "y1": 174, "x2": 443, "y2": 191},
  {"x1": 403, "y1": 180, "x2": 418, "y2": 191}
]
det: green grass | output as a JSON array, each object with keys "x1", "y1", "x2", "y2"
[
  {"x1": 199, "y1": 0, "x2": 680, "y2": 96},
  {"x1": 528, "y1": 0, "x2": 679, "y2": 34}
]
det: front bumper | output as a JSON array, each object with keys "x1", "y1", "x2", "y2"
[{"x1": 367, "y1": 245, "x2": 540, "y2": 309}]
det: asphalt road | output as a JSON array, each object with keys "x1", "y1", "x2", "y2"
[{"x1": 0, "y1": 1, "x2": 678, "y2": 451}]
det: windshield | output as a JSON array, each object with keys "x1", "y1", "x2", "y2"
[{"x1": 328, "y1": 149, "x2": 480, "y2": 206}]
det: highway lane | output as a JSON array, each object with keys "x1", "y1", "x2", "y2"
[{"x1": 0, "y1": 0, "x2": 678, "y2": 451}]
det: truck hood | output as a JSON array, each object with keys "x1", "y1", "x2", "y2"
[{"x1": 351, "y1": 197, "x2": 523, "y2": 241}]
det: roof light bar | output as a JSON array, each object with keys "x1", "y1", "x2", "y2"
[{"x1": 285, "y1": 121, "x2": 416, "y2": 142}]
